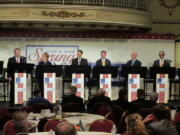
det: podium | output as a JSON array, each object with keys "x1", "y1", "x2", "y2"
[
  {"x1": 7, "y1": 63, "x2": 34, "y2": 104},
  {"x1": 63, "y1": 65, "x2": 91, "y2": 99},
  {"x1": 36, "y1": 65, "x2": 63, "y2": 103},
  {"x1": 121, "y1": 66, "x2": 147, "y2": 102},
  {"x1": 149, "y1": 67, "x2": 176, "y2": 103},
  {"x1": 92, "y1": 66, "x2": 118, "y2": 98}
]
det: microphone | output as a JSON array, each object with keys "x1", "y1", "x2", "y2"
[{"x1": 165, "y1": 59, "x2": 172, "y2": 63}]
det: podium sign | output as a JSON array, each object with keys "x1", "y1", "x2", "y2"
[
  {"x1": 72, "y1": 73, "x2": 84, "y2": 99},
  {"x1": 156, "y1": 74, "x2": 169, "y2": 103},
  {"x1": 44, "y1": 73, "x2": 56, "y2": 103},
  {"x1": 128, "y1": 74, "x2": 140, "y2": 102},
  {"x1": 14, "y1": 73, "x2": 27, "y2": 104},
  {"x1": 99, "y1": 74, "x2": 112, "y2": 98}
]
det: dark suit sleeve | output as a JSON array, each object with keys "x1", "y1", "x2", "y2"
[
  {"x1": 165, "y1": 60, "x2": 170, "y2": 67},
  {"x1": 153, "y1": 61, "x2": 156, "y2": 67},
  {"x1": 96, "y1": 60, "x2": 99, "y2": 66},
  {"x1": 126, "y1": 60, "x2": 131, "y2": 66},
  {"x1": 107, "y1": 59, "x2": 111, "y2": 66},
  {"x1": 139, "y1": 61, "x2": 142, "y2": 67},
  {"x1": 84, "y1": 59, "x2": 88, "y2": 66},
  {"x1": 71, "y1": 59, "x2": 76, "y2": 65},
  {"x1": 23, "y1": 57, "x2": 27, "y2": 63}
]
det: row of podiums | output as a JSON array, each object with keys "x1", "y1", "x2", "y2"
[{"x1": 7, "y1": 63, "x2": 178, "y2": 105}]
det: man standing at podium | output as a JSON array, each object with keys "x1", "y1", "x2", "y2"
[
  {"x1": 7, "y1": 48, "x2": 26, "y2": 105},
  {"x1": 126, "y1": 52, "x2": 141, "y2": 67},
  {"x1": 153, "y1": 51, "x2": 170, "y2": 67},
  {"x1": 71, "y1": 50, "x2": 88, "y2": 66},
  {"x1": 96, "y1": 50, "x2": 111, "y2": 66}
]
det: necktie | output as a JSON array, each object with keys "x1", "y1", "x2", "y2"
[
  {"x1": 16, "y1": 58, "x2": 20, "y2": 63},
  {"x1": 102, "y1": 59, "x2": 105, "y2": 66},
  {"x1": 78, "y1": 58, "x2": 81, "y2": 65},
  {"x1": 160, "y1": 59, "x2": 163, "y2": 67},
  {"x1": 131, "y1": 60, "x2": 135, "y2": 66}
]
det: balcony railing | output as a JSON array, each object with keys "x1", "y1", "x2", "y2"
[{"x1": 0, "y1": 0, "x2": 150, "y2": 11}]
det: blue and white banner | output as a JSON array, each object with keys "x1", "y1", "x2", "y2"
[
  {"x1": 128, "y1": 74, "x2": 140, "y2": 102},
  {"x1": 72, "y1": 73, "x2": 84, "y2": 99},
  {"x1": 26, "y1": 45, "x2": 78, "y2": 65},
  {"x1": 44, "y1": 73, "x2": 56, "y2": 103},
  {"x1": 14, "y1": 73, "x2": 27, "y2": 104},
  {"x1": 100, "y1": 74, "x2": 112, "y2": 98},
  {"x1": 156, "y1": 74, "x2": 169, "y2": 103}
]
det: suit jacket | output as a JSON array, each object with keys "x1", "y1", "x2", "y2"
[
  {"x1": 126, "y1": 59, "x2": 141, "y2": 67},
  {"x1": 71, "y1": 58, "x2": 88, "y2": 66},
  {"x1": 38, "y1": 61, "x2": 52, "y2": 66},
  {"x1": 153, "y1": 59, "x2": 170, "y2": 67},
  {"x1": 96, "y1": 59, "x2": 111, "y2": 66},
  {"x1": 87, "y1": 95, "x2": 111, "y2": 111},
  {"x1": 7, "y1": 56, "x2": 27, "y2": 77},
  {"x1": 8, "y1": 56, "x2": 26, "y2": 64},
  {"x1": 61, "y1": 94, "x2": 85, "y2": 112}
]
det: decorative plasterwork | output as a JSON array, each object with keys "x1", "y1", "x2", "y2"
[{"x1": 159, "y1": 0, "x2": 180, "y2": 15}]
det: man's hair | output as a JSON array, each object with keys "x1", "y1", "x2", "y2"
[
  {"x1": 159, "y1": 51, "x2": 165, "y2": 55},
  {"x1": 150, "y1": 92, "x2": 159, "y2": 102},
  {"x1": 14, "y1": 48, "x2": 20, "y2": 52},
  {"x1": 77, "y1": 50, "x2": 83, "y2": 54},
  {"x1": 43, "y1": 52, "x2": 49, "y2": 59},
  {"x1": 12, "y1": 111, "x2": 29, "y2": 133},
  {"x1": 96, "y1": 88, "x2": 106, "y2": 96},
  {"x1": 55, "y1": 122, "x2": 76, "y2": 135},
  {"x1": 101, "y1": 50, "x2": 106, "y2": 54},
  {"x1": 137, "y1": 89, "x2": 145, "y2": 99},
  {"x1": 70, "y1": 86, "x2": 77, "y2": 94},
  {"x1": 153, "y1": 104, "x2": 171, "y2": 121}
]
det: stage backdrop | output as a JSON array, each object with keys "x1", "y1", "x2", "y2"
[{"x1": 0, "y1": 36, "x2": 175, "y2": 67}]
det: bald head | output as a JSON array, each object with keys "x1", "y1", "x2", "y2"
[
  {"x1": 131, "y1": 52, "x2": 138, "y2": 60},
  {"x1": 55, "y1": 122, "x2": 76, "y2": 135}
]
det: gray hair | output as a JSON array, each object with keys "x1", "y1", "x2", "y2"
[
  {"x1": 55, "y1": 122, "x2": 76, "y2": 135},
  {"x1": 150, "y1": 92, "x2": 159, "y2": 102}
]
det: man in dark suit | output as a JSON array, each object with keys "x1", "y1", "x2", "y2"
[
  {"x1": 96, "y1": 50, "x2": 111, "y2": 66},
  {"x1": 61, "y1": 86, "x2": 85, "y2": 112},
  {"x1": 87, "y1": 88, "x2": 111, "y2": 112},
  {"x1": 126, "y1": 52, "x2": 141, "y2": 67},
  {"x1": 71, "y1": 50, "x2": 88, "y2": 66},
  {"x1": 7, "y1": 48, "x2": 26, "y2": 105},
  {"x1": 153, "y1": 51, "x2": 170, "y2": 67}
]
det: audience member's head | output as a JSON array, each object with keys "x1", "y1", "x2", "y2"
[
  {"x1": 125, "y1": 113, "x2": 148, "y2": 135},
  {"x1": 12, "y1": 111, "x2": 29, "y2": 133},
  {"x1": 150, "y1": 92, "x2": 159, "y2": 102},
  {"x1": 96, "y1": 88, "x2": 106, "y2": 96},
  {"x1": 137, "y1": 89, "x2": 145, "y2": 100},
  {"x1": 118, "y1": 88, "x2": 127, "y2": 100},
  {"x1": 70, "y1": 86, "x2": 77, "y2": 95},
  {"x1": 152, "y1": 104, "x2": 171, "y2": 121},
  {"x1": 55, "y1": 122, "x2": 76, "y2": 135}
]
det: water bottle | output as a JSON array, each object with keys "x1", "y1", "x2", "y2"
[{"x1": 111, "y1": 125, "x2": 116, "y2": 135}]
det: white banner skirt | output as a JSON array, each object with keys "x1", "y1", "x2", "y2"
[
  {"x1": 44, "y1": 73, "x2": 56, "y2": 103},
  {"x1": 72, "y1": 73, "x2": 85, "y2": 99},
  {"x1": 128, "y1": 74, "x2": 140, "y2": 102},
  {"x1": 14, "y1": 73, "x2": 27, "y2": 104},
  {"x1": 156, "y1": 74, "x2": 169, "y2": 103},
  {"x1": 99, "y1": 74, "x2": 112, "y2": 98}
]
